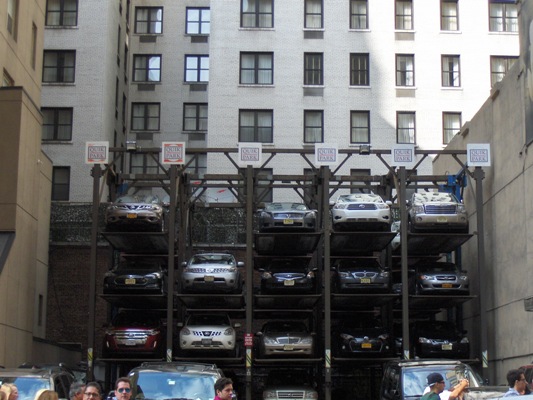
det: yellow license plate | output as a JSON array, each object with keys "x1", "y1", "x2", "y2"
[
  {"x1": 283, "y1": 219, "x2": 294, "y2": 225},
  {"x1": 442, "y1": 344, "x2": 453, "y2": 350},
  {"x1": 442, "y1": 283, "x2": 453, "y2": 288},
  {"x1": 284, "y1": 279, "x2": 295, "y2": 286},
  {"x1": 204, "y1": 275, "x2": 215, "y2": 282},
  {"x1": 437, "y1": 216, "x2": 448, "y2": 223},
  {"x1": 362, "y1": 343, "x2": 372, "y2": 349},
  {"x1": 127, "y1": 213, "x2": 137, "y2": 219},
  {"x1": 283, "y1": 345, "x2": 294, "y2": 351},
  {"x1": 125, "y1": 278, "x2": 136, "y2": 285},
  {"x1": 360, "y1": 278, "x2": 371, "y2": 284}
]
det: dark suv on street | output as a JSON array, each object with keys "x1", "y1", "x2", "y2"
[{"x1": 0, "y1": 366, "x2": 75, "y2": 400}]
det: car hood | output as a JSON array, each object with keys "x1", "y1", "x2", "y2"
[
  {"x1": 337, "y1": 327, "x2": 388, "y2": 337},
  {"x1": 108, "y1": 269, "x2": 163, "y2": 276},
  {"x1": 264, "y1": 384, "x2": 315, "y2": 391},
  {"x1": 263, "y1": 331, "x2": 311, "y2": 338},
  {"x1": 183, "y1": 324, "x2": 231, "y2": 330},
  {"x1": 415, "y1": 330, "x2": 464, "y2": 340}
]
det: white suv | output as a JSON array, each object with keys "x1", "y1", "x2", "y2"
[
  {"x1": 180, "y1": 253, "x2": 244, "y2": 293},
  {"x1": 408, "y1": 192, "x2": 468, "y2": 233},
  {"x1": 331, "y1": 193, "x2": 391, "y2": 232}
]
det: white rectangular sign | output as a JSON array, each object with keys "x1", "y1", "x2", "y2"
[
  {"x1": 238, "y1": 143, "x2": 262, "y2": 166},
  {"x1": 467, "y1": 143, "x2": 491, "y2": 167},
  {"x1": 315, "y1": 144, "x2": 338, "y2": 166},
  {"x1": 85, "y1": 141, "x2": 109, "y2": 164},
  {"x1": 162, "y1": 142, "x2": 186, "y2": 165},
  {"x1": 391, "y1": 144, "x2": 416, "y2": 166}
]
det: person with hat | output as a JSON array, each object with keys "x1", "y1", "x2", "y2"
[{"x1": 421, "y1": 373, "x2": 446, "y2": 400}]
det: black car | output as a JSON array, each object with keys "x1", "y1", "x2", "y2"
[
  {"x1": 411, "y1": 321, "x2": 469, "y2": 359},
  {"x1": 256, "y1": 202, "x2": 317, "y2": 232},
  {"x1": 333, "y1": 316, "x2": 394, "y2": 357},
  {"x1": 103, "y1": 256, "x2": 169, "y2": 294},
  {"x1": 331, "y1": 258, "x2": 390, "y2": 293},
  {"x1": 258, "y1": 258, "x2": 317, "y2": 294}
]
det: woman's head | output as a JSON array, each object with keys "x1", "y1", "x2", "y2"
[
  {"x1": 34, "y1": 389, "x2": 59, "y2": 400},
  {"x1": 1, "y1": 383, "x2": 18, "y2": 400}
]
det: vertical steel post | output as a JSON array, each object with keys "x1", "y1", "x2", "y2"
[
  {"x1": 399, "y1": 166, "x2": 410, "y2": 359},
  {"x1": 245, "y1": 165, "x2": 254, "y2": 400},
  {"x1": 322, "y1": 166, "x2": 332, "y2": 400},
  {"x1": 166, "y1": 165, "x2": 177, "y2": 361},
  {"x1": 88, "y1": 163, "x2": 101, "y2": 381}
]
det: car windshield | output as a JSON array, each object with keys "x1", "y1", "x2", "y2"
[
  {"x1": 265, "y1": 203, "x2": 309, "y2": 211},
  {"x1": 415, "y1": 322, "x2": 459, "y2": 335},
  {"x1": 336, "y1": 259, "x2": 381, "y2": 271},
  {"x1": 341, "y1": 318, "x2": 382, "y2": 329},
  {"x1": 0, "y1": 377, "x2": 50, "y2": 400},
  {"x1": 413, "y1": 192, "x2": 458, "y2": 203},
  {"x1": 187, "y1": 314, "x2": 229, "y2": 326},
  {"x1": 416, "y1": 263, "x2": 457, "y2": 273},
  {"x1": 337, "y1": 194, "x2": 384, "y2": 203},
  {"x1": 130, "y1": 371, "x2": 216, "y2": 400},
  {"x1": 190, "y1": 255, "x2": 235, "y2": 265},
  {"x1": 116, "y1": 195, "x2": 139, "y2": 203},
  {"x1": 402, "y1": 365, "x2": 481, "y2": 398},
  {"x1": 268, "y1": 259, "x2": 309, "y2": 272},
  {"x1": 263, "y1": 321, "x2": 307, "y2": 333},
  {"x1": 118, "y1": 259, "x2": 164, "y2": 271}
]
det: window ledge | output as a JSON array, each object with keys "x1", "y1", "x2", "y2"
[
  {"x1": 395, "y1": 86, "x2": 417, "y2": 90},
  {"x1": 394, "y1": 29, "x2": 416, "y2": 33},
  {"x1": 132, "y1": 81, "x2": 161, "y2": 85},
  {"x1": 302, "y1": 143, "x2": 317, "y2": 147},
  {"x1": 441, "y1": 86, "x2": 462, "y2": 91},
  {"x1": 238, "y1": 27, "x2": 275, "y2": 32},
  {"x1": 439, "y1": 30, "x2": 462, "y2": 34},
  {"x1": 349, "y1": 85, "x2": 371, "y2": 89},
  {"x1": 185, "y1": 33, "x2": 209, "y2": 37},
  {"x1": 303, "y1": 85, "x2": 325, "y2": 88},
  {"x1": 303, "y1": 28, "x2": 325, "y2": 32},
  {"x1": 130, "y1": 130, "x2": 160, "y2": 134},
  {"x1": 183, "y1": 130, "x2": 207, "y2": 134},
  {"x1": 488, "y1": 31, "x2": 518, "y2": 35},
  {"x1": 42, "y1": 140, "x2": 73, "y2": 145},
  {"x1": 133, "y1": 33, "x2": 163, "y2": 36},
  {"x1": 239, "y1": 84, "x2": 274, "y2": 88},
  {"x1": 42, "y1": 82, "x2": 76, "y2": 86},
  {"x1": 45, "y1": 25, "x2": 79, "y2": 30},
  {"x1": 183, "y1": 81, "x2": 209, "y2": 85},
  {"x1": 349, "y1": 29, "x2": 371, "y2": 32}
]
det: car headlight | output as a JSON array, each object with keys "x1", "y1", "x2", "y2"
[
  {"x1": 418, "y1": 337, "x2": 432, "y2": 344},
  {"x1": 307, "y1": 271, "x2": 315, "y2": 278},
  {"x1": 333, "y1": 203, "x2": 348, "y2": 210},
  {"x1": 305, "y1": 391, "x2": 318, "y2": 399},
  {"x1": 147, "y1": 329, "x2": 160, "y2": 336},
  {"x1": 460, "y1": 337, "x2": 469, "y2": 343},
  {"x1": 378, "y1": 334, "x2": 389, "y2": 341},
  {"x1": 338, "y1": 272, "x2": 349, "y2": 278},
  {"x1": 262, "y1": 272, "x2": 273, "y2": 279},
  {"x1": 380, "y1": 271, "x2": 390, "y2": 278},
  {"x1": 151, "y1": 205, "x2": 163, "y2": 212},
  {"x1": 181, "y1": 328, "x2": 191, "y2": 335},
  {"x1": 459, "y1": 275, "x2": 468, "y2": 280},
  {"x1": 105, "y1": 330, "x2": 116, "y2": 336},
  {"x1": 340, "y1": 334, "x2": 354, "y2": 340},
  {"x1": 300, "y1": 337, "x2": 313, "y2": 344},
  {"x1": 224, "y1": 328, "x2": 235, "y2": 335},
  {"x1": 457, "y1": 204, "x2": 466, "y2": 213},
  {"x1": 146, "y1": 272, "x2": 163, "y2": 279},
  {"x1": 376, "y1": 203, "x2": 389, "y2": 209},
  {"x1": 263, "y1": 336, "x2": 277, "y2": 344},
  {"x1": 413, "y1": 205, "x2": 424, "y2": 213},
  {"x1": 419, "y1": 275, "x2": 434, "y2": 280},
  {"x1": 263, "y1": 391, "x2": 276, "y2": 399}
]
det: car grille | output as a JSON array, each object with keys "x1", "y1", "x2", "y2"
[
  {"x1": 352, "y1": 271, "x2": 378, "y2": 278},
  {"x1": 192, "y1": 330, "x2": 222, "y2": 337},
  {"x1": 117, "y1": 278, "x2": 147, "y2": 284},
  {"x1": 435, "y1": 275, "x2": 457, "y2": 281},
  {"x1": 114, "y1": 330, "x2": 150, "y2": 340},
  {"x1": 187, "y1": 268, "x2": 230, "y2": 273},
  {"x1": 347, "y1": 204, "x2": 377, "y2": 210},
  {"x1": 276, "y1": 391, "x2": 305, "y2": 399},
  {"x1": 274, "y1": 213, "x2": 303, "y2": 219},
  {"x1": 115, "y1": 204, "x2": 154, "y2": 210},
  {"x1": 424, "y1": 205, "x2": 456, "y2": 214},
  {"x1": 276, "y1": 337, "x2": 301, "y2": 344}
]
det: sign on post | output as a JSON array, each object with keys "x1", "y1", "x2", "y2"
[
  {"x1": 391, "y1": 144, "x2": 416, "y2": 166},
  {"x1": 85, "y1": 141, "x2": 109, "y2": 164},
  {"x1": 315, "y1": 144, "x2": 338, "y2": 166},
  {"x1": 162, "y1": 142, "x2": 186, "y2": 165},
  {"x1": 467, "y1": 143, "x2": 491, "y2": 167},
  {"x1": 238, "y1": 143, "x2": 262, "y2": 166}
]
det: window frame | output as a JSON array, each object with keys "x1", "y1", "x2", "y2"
[
  {"x1": 489, "y1": 0, "x2": 518, "y2": 33},
  {"x1": 396, "y1": 111, "x2": 416, "y2": 144},
  {"x1": 42, "y1": 107, "x2": 73, "y2": 141},
  {"x1": 490, "y1": 55, "x2": 518, "y2": 86},
  {"x1": 350, "y1": 53, "x2": 369, "y2": 86},
  {"x1": 186, "y1": 7, "x2": 210, "y2": 35},
  {"x1": 440, "y1": 0, "x2": 458, "y2": 31},
  {"x1": 350, "y1": 111, "x2": 370, "y2": 144},
  {"x1": 132, "y1": 54, "x2": 162, "y2": 83},
  {"x1": 134, "y1": 6, "x2": 163, "y2": 34},
  {"x1": 42, "y1": 50, "x2": 76, "y2": 83},
  {"x1": 304, "y1": 0, "x2": 323, "y2": 29},
  {"x1": 395, "y1": 0, "x2": 413, "y2": 30},
  {"x1": 395, "y1": 54, "x2": 414, "y2": 87},
  {"x1": 184, "y1": 55, "x2": 209, "y2": 83},
  {"x1": 238, "y1": 109, "x2": 273, "y2": 143},
  {"x1": 52, "y1": 166, "x2": 70, "y2": 201},
  {"x1": 45, "y1": 0, "x2": 78, "y2": 27},
  {"x1": 183, "y1": 103, "x2": 208, "y2": 132},
  {"x1": 240, "y1": 52, "x2": 274, "y2": 85},
  {"x1": 131, "y1": 102, "x2": 161, "y2": 132},
  {"x1": 304, "y1": 53, "x2": 324, "y2": 86},
  {"x1": 441, "y1": 54, "x2": 460, "y2": 87},
  {"x1": 304, "y1": 110, "x2": 324, "y2": 143},
  {"x1": 350, "y1": 0, "x2": 368, "y2": 30},
  {"x1": 7, "y1": 0, "x2": 18, "y2": 39},
  {"x1": 442, "y1": 112, "x2": 462, "y2": 144},
  {"x1": 241, "y1": 0, "x2": 274, "y2": 29}
]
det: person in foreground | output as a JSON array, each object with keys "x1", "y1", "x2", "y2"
[
  {"x1": 213, "y1": 377, "x2": 233, "y2": 400},
  {"x1": 421, "y1": 373, "x2": 446, "y2": 400},
  {"x1": 114, "y1": 378, "x2": 132, "y2": 400},
  {"x1": 503, "y1": 369, "x2": 527, "y2": 397}
]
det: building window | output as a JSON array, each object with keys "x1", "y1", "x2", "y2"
[
  {"x1": 256, "y1": 168, "x2": 273, "y2": 203},
  {"x1": 397, "y1": 112, "x2": 416, "y2": 144},
  {"x1": 350, "y1": 111, "x2": 370, "y2": 143},
  {"x1": 183, "y1": 103, "x2": 208, "y2": 131},
  {"x1": 2, "y1": 69, "x2": 14, "y2": 87},
  {"x1": 304, "y1": 110, "x2": 324, "y2": 143},
  {"x1": 350, "y1": 0, "x2": 368, "y2": 29},
  {"x1": 185, "y1": 55, "x2": 209, "y2": 82},
  {"x1": 304, "y1": 53, "x2": 323, "y2": 85},
  {"x1": 133, "y1": 55, "x2": 161, "y2": 82},
  {"x1": 130, "y1": 153, "x2": 159, "y2": 174},
  {"x1": 442, "y1": 55, "x2": 460, "y2": 87},
  {"x1": 443, "y1": 112, "x2": 461, "y2": 144},
  {"x1": 7, "y1": 0, "x2": 18, "y2": 38},
  {"x1": 305, "y1": 0, "x2": 323, "y2": 29},
  {"x1": 46, "y1": 0, "x2": 78, "y2": 27},
  {"x1": 239, "y1": 110, "x2": 273, "y2": 142},
  {"x1": 43, "y1": 50, "x2": 75, "y2": 83},
  {"x1": 395, "y1": 0, "x2": 413, "y2": 30},
  {"x1": 52, "y1": 167, "x2": 70, "y2": 201},
  {"x1": 241, "y1": 0, "x2": 273, "y2": 28},
  {"x1": 441, "y1": 0, "x2": 458, "y2": 31},
  {"x1": 489, "y1": 0, "x2": 518, "y2": 32},
  {"x1": 131, "y1": 103, "x2": 160, "y2": 131},
  {"x1": 42, "y1": 108, "x2": 73, "y2": 141},
  {"x1": 31, "y1": 23, "x2": 37, "y2": 69},
  {"x1": 186, "y1": 7, "x2": 210, "y2": 34},
  {"x1": 396, "y1": 54, "x2": 414, "y2": 86},
  {"x1": 135, "y1": 7, "x2": 163, "y2": 34},
  {"x1": 491, "y1": 56, "x2": 518, "y2": 86},
  {"x1": 240, "y1": 52, "x2": 273, "y2": 85},
  {"x1": 350, "y1": 53, "x2": 369, "y2": 86},
  {"x1": 350, "y1": 169, "x2": 371, "y2": 193}
]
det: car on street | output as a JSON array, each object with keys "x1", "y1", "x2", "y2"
[
  {"x1": 256, "y1": 202, "x2": 317, "y2": 232},
  {"x1": 262, "y1": 369, "x2": 318, "y2": 400},
  {"x1": 0, "y1": 366, "x2": 75, "y2": 400},
  {"x1": 333, "y1": 316, "x2": 394, "y2": 357},
  {"x1": 411, "y1": 321, "x2": 470, "y2": 359},
  {"x1": 331, "y1": 193, "x2": 391, "y2": 232},
  {"x1": 258, "y1": 258, "x2": 317, "y2": 294},
  {"x1": 102, "y1": 310, "x2": 165, "y2": 358},
  {"x1": 408, "y1": 191, "x2": 468, "y2": 233},
  {"x1": 256, "y1": 320, "x2": 314, "y2": 358},
  {"x1": 409, "y1": 261, "x2": 469, "y2": 295},
  {"x1": 178, "y1": 313, "x2": 240, "y2": 356},
  {"x1": 105, "y1": 193, "x2": 170, "y2": 232},
  {"x1": 180, "y1": 252, "x2": 244, "y2": 294},
  {"x1": 103, "y1": 256, "x2": 169, "y2": 295},
  {"x1": 331, "y1": 257, "x2": 391, "y2": 293}
]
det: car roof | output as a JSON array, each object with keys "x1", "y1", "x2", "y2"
[
  {"x1": 412, "y1": 192, "x2": 455, "y2": 202},
  {"x1": 337, "y1": 193, "x2": 384, "y2": 202},
  {"x1": 0, "y1": 368, "x2": 61, "y2": 378},
  {"x1": 131, "y1": 362, "x2": 222, "y2": 375},
  {"x1": 387, "y1": 359, "x2": 466, "y2": 368}
]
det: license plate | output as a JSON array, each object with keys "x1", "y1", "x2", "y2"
[
  {"x1": 362, "y1": 343, "x2": 372, "y2": 349},
  {"x1": 204, "y1": 275, "x2": 215, "y2": 282},
  {"x1": 442, "y1": 283, "x2": 453, "y2": 288},
  {"x1": 284, "y1": 279, "x2": 295, "y2": 286},
  {"x1": 283, "y1": 345, "x2": 294, "y2": 351},
  {"x1": 437, "y1": 216, "x2": 448, "y2": 223},
  {"x1": 125, "y1": 278, "x2": 136, "y2": 285},
  {"x1": 360, "y1": 278, "x2": 371, "y2": 284},
  {"x1": 124, "y1": 340, "x2": 138, "y2": 346},
  {"x1": 127, "y1": 213, "x2": 137, "y2": 219},
  {"x1": 442, "y1": 344, "x2": 453, "y2": 350},
  {"x1": 283, "y1": 219, "x2": 294, "y2": 225},
  {"x1": 201, "y1": 338, "x2": 212, "y2": 345}
]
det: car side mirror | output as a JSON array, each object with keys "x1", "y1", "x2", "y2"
[
  {"x1": 181, "y1": 261, "x2": 187, "y2": 267},
  {"x1": 237, "y1": 261, "x2": 245, "y2": 268},
  {"x1": 329, "y1": 200, "x2": 335, "y2": 206},
  {"x1": 256, "y1": 331, "x2": 263, "y2": 336},
  {"x1": 386, "y1": 200, "x2": 392, "y2": 205},
  {"x1": 258, "y1": 268, "x2": 265, "y2": 273},
  {"x1": 234, "y1": 323, "x2": 242, "y2": 328},
  {"x1": 406, "y1": 200, "x2": 411, "y2": 207},
  {"x1": 177, "y1": 322, "x2": 183, "y2": 327}
]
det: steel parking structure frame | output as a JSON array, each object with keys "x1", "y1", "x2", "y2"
[{"x1": 87, "y1": 147, "x2": 487, "y2": 399}]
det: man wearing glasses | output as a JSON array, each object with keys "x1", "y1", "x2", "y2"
[
  {"x1": 503, "y1": 369, "x2": 527, "y2": 397},
  {"x1": 83, "y1": 383, "x2": 102, "y2": 400},
  {"x1": 114, "y1": 378, "x2": 132, "y2": 400},
  {"x1": 421, "y1": 373, "x2": 446, "y2": 400}
]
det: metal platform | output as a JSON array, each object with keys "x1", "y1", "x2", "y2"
[
  {"x1": 393, "y1": 233, "x2": 474, "y2": 255},
  {"x1": 100, "y1": 294, "x2": 170, "y2": 309},
  {"x1": 253, "y1": 357, "x2": 322, "y2": 365},
  {"x1": 331, "y1": 293, "x2": 399, "y2": 309},
  {"x1": 254, "y1": 232, "x2": 322, "y2": 255},
  {"x1": 330, "y1": 232, "x2": 396, "y2": 255},
  {"x1": 254, "y1": 294, "x2": 322, "y2": 309},
  {"x1": 176, "y1": 293, "x2": 245, "y2": 309},
  {"x1": 101, "y1": 231, "x2": 172, "y2": 253}
]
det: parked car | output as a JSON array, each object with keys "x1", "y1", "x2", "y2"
[
  {"x1": 408, "y1": 191, "x2": 468, "y2": 233},
  {"x1": 409, "y1": 261, "x2": 469, "y2": 295},
  {"x1": 331, "y1": 257, "x2": 390, "y2": 293},
  {"x1": 256, "y1": 202, "x2": 317, "y2": 232},
  {"x1": 102, "y1": 310, "x2": 165, "y2": 358},
  {"x1": 127, "y1": 362, "x2": 227, "y2": 400},
  {"x1": 180, "y1": 252, "x2": 244, "y2": 294},
  {"x1": 331, "y1": 193, "x2": 391, "y2": 232},
  {"x1": 262, "y1": 369, "x2": 318, "y2": 400},
  {"x1": 256, "y1": 320, "x2": 314, "y2": 358},
  {"x1": 105, "y1": 193, "x2": 170, "y2": 232},
  {"x1": 258, "y1": 258, "x2": 317, "y2": 294},
  {"x1": 333, "y1": 316, "x2": 394, "y2": 357},
  {"x1": 411, "y1": 321, "x2": 470, "y2": 359},
  {"x1": 178, "y1": 313, "x2": 240, "y2": 356},
  {"x1": 103, "y1": 256, "x2": 168, "y2": 295},
  {"x1": 390, "y1": 221, "x2": 401, "y2": 250},
  {"x1": 0, "y1": 366, "x2": 75, "y2": 400},
  {"x1": 380, "y1": 359, "x2": 484, "y2": 400}
]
